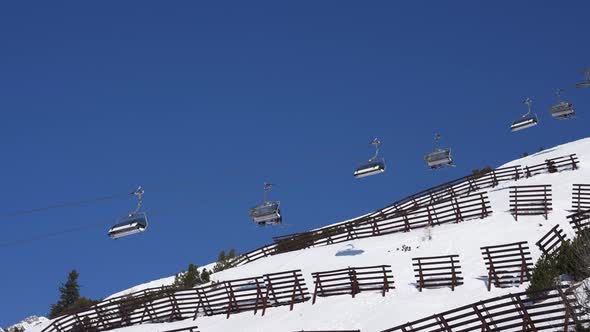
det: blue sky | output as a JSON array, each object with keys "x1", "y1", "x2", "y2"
[{"x1": 0, "y1": 1, "x2": 589, "y2": 326}]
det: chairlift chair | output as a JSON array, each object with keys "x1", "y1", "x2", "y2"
[
  {"x1": 511, "y1": 98, "x2": 538, "y2": 132},
  {"x1": 108, "y1": 186, "x2": 148, "y2": 239},
  {"x1": 424, "y1": 134, "x2": 453, "y2": 169},
  {"x1": 575, "y1": 68, "x2": 590, "y2": 88},
  {"x1": 249, "y1": 183, "x2": 282, "y2": 226},
  {"x1": 550, "y1": 89, "x2": 575, "y2": 119},
  {"x1": 354, "y1": 138, "x2": 386, "y2": 178}
]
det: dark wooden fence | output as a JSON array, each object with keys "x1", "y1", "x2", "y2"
[
  {"x1": 42, "y1": 269, "x2": 310, "y2": 332},
  {"x1": 509, "y1": 185, "x2": 552, "y2": 221},
  {"x1": 572, "y1": 184, "x2": 590, "y2": 212},
  {"x1": 412, "y1": 255, "x2": 463, "y2": 292},
  {"x1": 380, "y1": 286, "x2": 588, "y2": 331},
  {"x1": 535, "y1": 224, "x2": 568, "y2": 256},
  {"x1": 161, "y1": 326, "x2": 199, "y2": 332},
  {"x1": 235, "y1": 154, "x2": 579, "y2": 267},
  {"x1": 522, "y1": 153, "x2": 579, "y2": 178},
  {"x1": 311, "y1": 265, "x2": 394, "y2": 304},
  {"x1": 480, "y1": 241, "x2": 533, "y2": 291},
  {"x1": 568, "y1": 209, "x2": 590, "y2": 234},
  {"x1": 271, "y1": 192, "x2": 491, "y2": 255}
]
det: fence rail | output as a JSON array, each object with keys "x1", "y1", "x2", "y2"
[
  {"x1": 480, "y1": 241, "x2": 533, "y2": 291},
  {"x1": 568, "y1": 209, "x2": 590, "y2": 234},
  {"x1": 311, "y1": 265, "x2": 394, "y2": 304},
  {"x1": 412, "y1": 255, "x2": 463, "y2": 291},
  {"x1": 509, "y1": 185, "x2": 552, "y2": 221},
  {"x1": 572, "y1": 184, "x2": 590, "y2": 212},
  {"x1": 536, "y1": 224, "x2": 568, "y2": 256},
  {"x1": 522, "y1": 154, "x2": 579, "y2": 178}
]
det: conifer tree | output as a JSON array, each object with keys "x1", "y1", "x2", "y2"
[
  {"x1": 174, "y1": 263, "x2": 201, "y2": 288},
  {"x1": 49, "y1": 270, "x2": 81, "y2": 318},
  {"x1": 200, "y1": 268, "x2": 211, "y2": 283}
]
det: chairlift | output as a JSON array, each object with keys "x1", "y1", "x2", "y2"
[
  {"x1": 354, "y1": 138, "x2": 386, "y2": 178},
  {"x1": 510, "y1": 98, "x2": 538, "y2": 132},
  {"x1": 249, "y1": 183, "x2": 282, "y2": 226},
  {"x1": 424, "y1": 133, "x2": 453, "y2": 169},
  {"x1": 108, "y1": 186, "x2": 148, "y2": 239},
  {"x1": 550, "y1": 89, "x2": 575, "y2": 120},
  {"x1": 575, "y1": 68, "x2": 590, "y2": 88}
]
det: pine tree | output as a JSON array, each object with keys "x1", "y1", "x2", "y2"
[
  {"x1": 228, "y1": 248, "x2": 236, "y2": 259},
  {"x1": 526, "y1": 255, "x2": 559, "y2": 300},
  {"x1": 174, "y1": 263, "x2": 201, "y2": 288},
  {"x1": 201, "y1": 268, "x2": 211, "y2": 283},
  {"x1": 49, "y1": 270, "x2": 81, "y2": 318},
  {"x1": 217, "y1": 250, "x2": 226, "y2": 262}
]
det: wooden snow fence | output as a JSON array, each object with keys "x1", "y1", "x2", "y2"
[
  {"x1": 161, "y1": 326, "x2": 200, "y2": 332},
  {"x1": 567, "y1": 209, "x2": 590, "y2": 234},
  {"x1": 535, "y1": 224, "x2": 568, "y2": 256},
  {"x1": 311, "y1": 265, "x2": 394, "y2": 304},
  {"x1": 480, "y1": 241, "x2": 533, "y2": 291},
  {"x1": 41, "y1": 270, "x2": 310, "y2": 332},
  {"x1": 572, "y1": 184, "x2": 590, "y2": 212},
  {"x1": 380, "y1": 286, "x2": 588, "y2": 332},
  {"x1": 522, "y1": 153, "x2": 579, "y2": 178},
  {"x1": 509, "y1": 185, "x2": 552, "y2": 221},
  {"x1": 273, "y1": 192, "x2": 492, "y2": 255},
  {"x1": 412, "y1": 255, "x2": 463, "y2": 292}
]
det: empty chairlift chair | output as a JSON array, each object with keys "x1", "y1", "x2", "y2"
[
  {"x1": 511, "y1": 98, "x2": 538, "y2": 132},
  {"x1": 249, "y1": 183, "x2": 282, "y2": 226},
  {"x1": 424, "y1": 133, "x2": 454, "y2": 169},
  {"x1": 576, "y1": 67, "x2": 590, "y2": 88},
  {"x1": 108, "y1": 186, "x2": 149, "y2": 239},
  {"x1": 550, "y1": 89, "x2": 575, "y2": 119},
  {"x1": 354, "y1": 138, "x2": 386, "y2": 178}
]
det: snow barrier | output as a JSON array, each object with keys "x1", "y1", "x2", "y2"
[
  {"x1": 572, "y1": 184, "x2": 590, "y2": 212},
  {"x1": 311, "y1": 265, "x2": 394, "y2": 304},
  {"x1": 412, "y1": 255, "x2": 463, "y2": 292},
  {"x1": 568, "y1": 209, "x2": 590, "y2": 234},
  {"x1": 536, "y1": 224, "x2": 568, "y2": 256},
  {"x1": 509, "y1": 185, "x2": 552, "y2": 221},
  {"x1": 481, "y1": 241, "x2": 533, "y2": 291},
  {"x1": 235, "y1": 154, "x2": 579, "y2": 266},
  {"x1": 41, "y1": 269, "x2": 310, "y2": 332},
  {"x1": 381, "y1": 286, "x2": 588, "y2": 332}
]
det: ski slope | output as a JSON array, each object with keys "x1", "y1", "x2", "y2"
[{"x1": 30, "y1": 137, "x2": 590, "y2": 332}]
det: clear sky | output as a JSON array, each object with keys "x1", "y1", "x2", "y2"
[{"x1": 0, "y1": 1, "x2": 589, "y2": 326}]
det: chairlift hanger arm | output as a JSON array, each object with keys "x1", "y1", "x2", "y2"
[
  {"x1": 368, "y1": 138, "x2": 381, "y2": 163},
  {"x1": 522, "y1": 98, "x2": 533, "y2": 117},
  {"x1": 130, "y1": 186, "x2": 144, "y2": 215}
]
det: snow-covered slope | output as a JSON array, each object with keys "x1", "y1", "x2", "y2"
[
  {"x1": 29, "y1": 137, "x2": 590, "y2": 332},
  {"x1": 5, "y1": 316, "x2": 48, "y2": 332}
]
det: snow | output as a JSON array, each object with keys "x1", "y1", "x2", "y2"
[
  {"x1": 5, "y1": 316, "x2": 48, "y2": 332},
  {"x1": 27, "y1": 137, "x2": 590, "y2": 332}
]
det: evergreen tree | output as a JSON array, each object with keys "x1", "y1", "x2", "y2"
[
  {"x1": 526, "y1": 255, "x2": 559, "y2": 300},
  {"x1": 217, "y1": 250, "x2": 226, "y2": 262},
  {"x1": 174, "y1": 263, "x2": 201, "y2": 288},
  {"x1": 213, "y1": 248, "x2": 239, "y2": 272},
  {"x1": 49, "y1": 270, "x2": 81, "y2": 318},
  {"x1": 201, "y1": 268, "x2": 211, "y2": 283}
]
